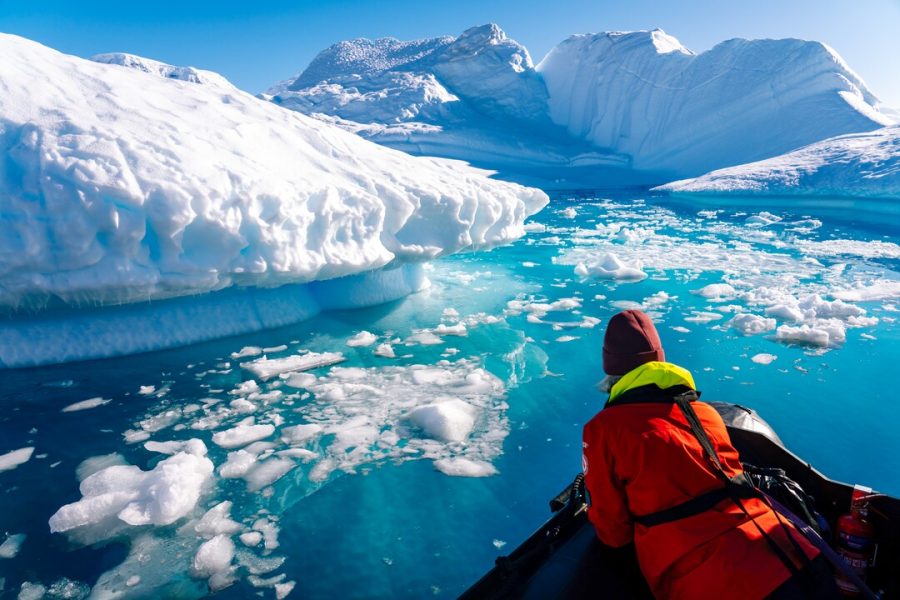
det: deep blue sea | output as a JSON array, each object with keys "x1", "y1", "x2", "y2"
[{"x1": 1, "y1": 190, "x2": 897, "y2": 599}]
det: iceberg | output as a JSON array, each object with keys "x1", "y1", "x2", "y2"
[
  {"x1": 0, "y1": 34, "x2": 546, "y2": 368},
  {"x1": 273, "y1": 25, "x2": 892, "y2": 182},
  {"x1": 537, "y1": 30, "x2": 891, "y2": 177},
  {"x1": 655, "y1": 125, "x2": 900, "y2": 201},
  {"x1": 265, "y1": 24, "x2": 630, "y2": 184}
]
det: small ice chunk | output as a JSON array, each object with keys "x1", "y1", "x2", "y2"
[
  {"x1": 433, "y1": 323, "x2": 467, "y2": 336},
  {"x1": 555, "y1": 335, "x2": 578, "y2": 342},
  {"x1": 405, "y1": 331, "x2": 444, "y2": 346},
  {"x1": 730, "y1": 314, "x2": 776, "y2": 335},
  {"x1": 262, "y1": 344, "x2": 288, "y2": 353},
  {"x1": 239, "y1": 531, "x2": 263, "y2": 547},
  {"x1": 283, "y1": 372, "x2": 317, "y2": 388},
  {"x1": 766, "y1": 304, "x2": 803, "y2": 321},
  {"x1": 219, "y1": 450, "x2": 258, "y2": 479},
  {"x1": 144, "y1": 440, "x2": 207, "y2": 456},
  {"x1": 244, "y1": 458, "x2": 296, "y2": 492},
  {"x1": 775, "y1": 323, "x2": 846, "y2": 347},
  {"x1": 492, "y1": 539, "x2": 506, "y2": 549},
  {"x1": 195, "y1": 502, "x2": 242, "y2": 537},
  {"x1": 49, "y1": 441, "x2": 213, "y2": 532},
  {"x1": 433, "y1": 458, "x2": 498, "y2": 477},
  {"x1": 280, "y1": 424, "x2": 323, "y2": 445},
  {"x1": 374, "y1": 343, "x2": 396, "y2": 358},
  {"x1": 212, "y1": 423, "x2": 275, "y2": 449},
  {"x1": 0, "y1": 533, "x2": 26, "y2": 559},
  {"x1": 745, "y1": 211, "x2": 782, "y2": 226},
  {"x1": 252, "y1": 518, "x2": 280, "y2": 550},
  {"x1": 407, "y1": 400, "x2": 477, "y2": 443},
  {"x1": 275, "y1": 581, "x2": 296, "y2": 599},
  {"x1": 126, "y1": 576, "x2": 141, "y2": 587},
  {"x1": 0, "y1": 447, "x2": 34, "y2": 472},
  {"x1": 138, "y1": 386, "x2": 156, "y2": 395},
  {"x1": 228, "y1": 399, "x2": 257, "y2": 414},
  {"x1": 671, "y1": 326, "x2": 690, "y2": 333},
  {"x1": 231, "y1": 346, "x2": 263, "y2": 360},
  {"x1": 574, "y1": 252, "x2": 646, "y2": 281},
  {"x1": 693, "y1": 283, "x2": 737, "y2": 301},
  {"x1": 17, "y1": 582, "x2": 46, "y2": 600},
  {"x1": 192, "y1": 534, "x2": 235, "y2": 577},
  {"x1": 242, "y1": 352, "x2": 345, "y2": 380},
  {"x1": 61, "y1": 397, "x2": 111, "y2": 412},
  {"x1": 751, "y1": 353, "x2": 778, "y2": 365},
  {"x1": 684, "y1": 311, "x2": 723, "y2": 323},
  {"x1": 346, "y1": 331, "x2": 377, "y2": 347},
  {"x1": 559, "y1": 206, "x2": 577, "y2": 218}
]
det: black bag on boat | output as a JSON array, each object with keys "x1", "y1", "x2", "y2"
[{"x1": 742, "y1": 463, "x2": 828, "y2": 537}]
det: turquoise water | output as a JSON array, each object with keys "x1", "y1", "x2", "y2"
[{"x1": 1, "y1": 190, "x2": 897, "y2": 599}]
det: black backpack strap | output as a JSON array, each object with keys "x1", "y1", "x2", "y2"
[{"x1": 669, "y1": 391, "x2": 811, "y2": 577}]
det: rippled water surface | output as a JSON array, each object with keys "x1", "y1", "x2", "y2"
[{"x1": 1, "y1": 190, "x2": 898, "y2": 599}]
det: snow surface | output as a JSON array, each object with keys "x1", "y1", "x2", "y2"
[
  {"x1": 273, "y1": 25, "x2": 891, "y2": 181},
  {"x1": 656, "y1": 126, "x2": 900, "y2": 200},
  {"x1": 0, "y1": 34, "x2": 546, "y2": 368},
  {"x1": 90, "y1": 53, "x2": 236, "y2": 89}
]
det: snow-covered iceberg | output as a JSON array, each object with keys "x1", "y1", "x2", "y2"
[
  {"x1": 655, "y1": 125, "x2": 900, "y2": 201},
  {"x1": 537, "y1": 30, "x2": 892, "y2": 177},
  {"x1": 0, "y1": 34, "x2": 547, "y2": 367},
  {"x1": 272, "y1": 25, "x2": 892, "y2": 182},
  {"x1": 265, "y1": 25, "x2": 631, "y2": 184}
]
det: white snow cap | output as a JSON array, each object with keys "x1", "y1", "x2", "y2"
[{"x1": 0, "y1": 34, "x2": 547, "y2": 312}]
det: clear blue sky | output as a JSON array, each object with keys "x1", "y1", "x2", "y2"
[{"x1": 2, "y1": 0, "x2": 899, "y2": 105}]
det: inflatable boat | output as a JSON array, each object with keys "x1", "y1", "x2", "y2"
[{"x1": 460, "y1": 403, "x2": 900, "y2": 599}]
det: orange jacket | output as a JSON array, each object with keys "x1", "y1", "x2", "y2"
[{"x1": 582, "y1": 362, "x2": 818, "y2": 599}]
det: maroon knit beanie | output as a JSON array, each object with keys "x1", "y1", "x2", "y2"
[{"x1": 602, "y1": 309, "x2": 665, "y2": 375}]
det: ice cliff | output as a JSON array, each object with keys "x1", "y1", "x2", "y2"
[
  {"x1": 0, "y1": 34, "x2": 547, "y2": 367},
  {"x1": 275, "y1": 25, "x2": 892, "y2": 181},
  {"x1": 656, "y1": 125, "x2": 900, "y2": 200}
]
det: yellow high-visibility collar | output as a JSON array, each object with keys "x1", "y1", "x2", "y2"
[{"x1": 608, "y1": 361, "x2": 696, "y2": 403}]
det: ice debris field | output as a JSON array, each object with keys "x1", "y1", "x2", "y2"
[{"x1": 2, "y1": 189, "x2": 898, "y2": 599}]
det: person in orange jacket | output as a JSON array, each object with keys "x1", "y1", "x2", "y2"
[{"x1": 582, "y1": 309, "x2": 841, "y2": 599}]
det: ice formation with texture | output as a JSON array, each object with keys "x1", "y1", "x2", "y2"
[
  {"x1": 656, "y1": 125, "x2": 900, "y2": 200},
  {"x1": 272, "y1": 25, "x2": 892, "y2": 181},
  {"x1": 0, "y1": 34, "x2": 546, "y2": 368}
]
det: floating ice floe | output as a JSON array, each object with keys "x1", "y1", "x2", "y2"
[
  {"x1": 751, "y1": 353, "x2": 778, "y2": 365},
  {"x1": 574, "y1": 252, "x2": 647, "y2": 281},
  {"x1": 242, "y1": 352, "x2": 346, "y2": 380},
  {"x1": 0, "y1": 533, "x2": 26, "y2": 558},
  {"x1": 730, "y1": 314, "x2": 777, "y2": 335},
  {"x1": 61, "y1": 397, "x2": 111, "y2": 413},
  {"x1": 346, "y1": 331, "x2": 378, "y2": 347},
  {"x1": 49, "y1": 440, "x2": 213, "y2": 533},
  {"x1": 0, "y1": 447, "x2": 34, "y2": 473}
]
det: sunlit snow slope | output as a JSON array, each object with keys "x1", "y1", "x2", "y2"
[
  {"x1": 656, "y1": 126, "x2": 900, "y2": 200},
  {"x1": 275, "y1": 25, "x2": 892, "y2": 181},
  {"x1": 537, "y1": 30, "x2": 892, "y2": 177},
  {"x1": 0, "y1": 34, "x2": 547, "y2": 367}
]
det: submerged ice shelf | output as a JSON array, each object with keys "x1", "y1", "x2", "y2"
[{"x1": 1, "y1": 190, "x2": 897, "y2": 600}]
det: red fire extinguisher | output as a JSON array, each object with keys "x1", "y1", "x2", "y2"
[{"x1": 834, "y1": 485, "x2": 878, "y2": 597}]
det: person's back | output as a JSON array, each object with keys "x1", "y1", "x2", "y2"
[{"x1": 582, "y1": 310, "x2": 838, "y2": 599}]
